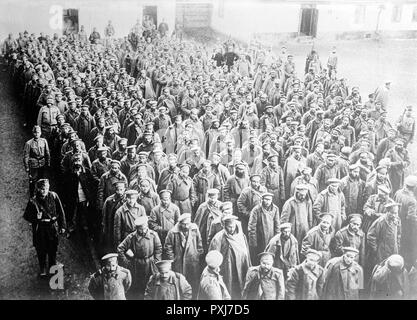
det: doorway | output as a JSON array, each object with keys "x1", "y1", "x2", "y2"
[
  {"x1": 143, "y1": 6, "x2": 158, "y2": 28},
  {"x1": 63, "y1": 9, "x2": 79, "y2": 35},
  {"x1": 299, "y1": 7, "x2": 318, "y2": 37}
]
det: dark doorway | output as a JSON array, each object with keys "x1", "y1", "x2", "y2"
[
  {"x1": 63, "y1": 9, "x2": 79, "y2": 35},
  {"x1": 299, "y1": 8, "x2": 318, "y2": 37},
  {"x1": 143, "y1": 6, "x2": 158, "y2": 28}
]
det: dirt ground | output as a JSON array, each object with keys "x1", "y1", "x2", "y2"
[{"x1": 0, "y1": 37, "x2": 415, "y2": 300}]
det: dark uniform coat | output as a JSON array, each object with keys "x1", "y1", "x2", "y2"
[
  {"x1": 88, "y1": 266, "x2": 132, "y2": 300},
  {"x1": 286, "y1": 262, "x2": 325, "y2": 300},
  {"x1": 164, "y1": 223, "x2": 204, "y2": 291},
  {"x1": 323, "y1": 257, "x2": 363, "y2": 300},
  {"x1": 144, "y1": 270, "x2": 192, "y2": 300},
  {"x1": 242, "y1": 266, "x2": 285, "y2": 300},
  {"x1": 117, "y1": 229, "x2": 162, "y2": 296}
]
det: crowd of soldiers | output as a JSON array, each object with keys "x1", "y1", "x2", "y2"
[{"x1": 2, "y1": 20, "x2": 417, "y2": 300}]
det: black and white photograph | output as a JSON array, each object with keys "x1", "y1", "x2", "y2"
[{"x1": 0, "y1": 0, "x2": 417, "y2": 303}]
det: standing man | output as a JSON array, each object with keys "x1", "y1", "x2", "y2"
[
  {"x1": 313, "y1": 178, "x2": 346, "y2": 233},
  {"x1": 117, "y1": 216, "x2": 162, "y2": 299},
  {"x1": 237, "y1": 174, "x2": 267, "y2": 234},
  {"x1": 164, "y1": 213, "x2": 204, "y2": 296},
  {"x1": 280, "y1": 184, "x2": 314, "y2": 248},
  {"x1": 396, "y1": 105, "x2": 415, "y2": 146},
  {"x1": 260, "y1": 154, "x2": 285, "y2": 209},
  {"x1": 248, "y1": 193, "x2": 280, "y2": 264},
  {"x1": 367, "y1": 202, "x2": 402, "y2": 269},
  {"x1": 385, "y1": 138, "x2": 410, "y2": 194},
  {"x1": 104, "y1": 20, "x2": 115, "y2": 46},
  {"x1": 23, "y1": 179, "x2": 66, "y2": 276},
  {"x1": 394, "y1": 175, "x2": 417, "y2": 269},
  {"x1": 144, "y1": 260, "x2": 192, "y2": 300},
  {"x1": 242, "y1": 252, "x2": 285, "y2": 300},
  {"x1": 286, "y1": 249, "x2": 325, "y2": 300},
  {"x1": 197, "y1": 250, "x2": 231, "y2": 300},
  {"x1": 113, "y1": 189, "x2": 147, "y2": 247},
  {"x1": 167, "y1": 163, "x2": 196, "y2": 214},
  {"x1": 149, "y1": 189, "x2": 181, "y2": 245},
  {"x1": 209, "y1": 215, "x2": 251, "y2": 300},
  {"x1": 373, "y1": 80, "x2": 391, "y2": 111},
  {"x1": 322, "y1": 247, "x2": 364, "y2": 300},
  {"x1": 23, "y1": 125, "x2": 50, "y2": 196},
  {"x1": 340, "y1": 164, "x2": 365, "y2": 216},
  {"x1": 331, "y1": 214, "x2": 365, "y2": 267},
  {"x1": 88, "y1": 253, "x2": 132, "y2": 300},
  {"x1": 265, "y1": 223, "x2": 299, "y2": 279},
  {"x1": 301, "y1": 212, "x2": 334, "y2": 267},
  {"x1": 370, "y1": 254, "x2": 410, "y2": 299}
]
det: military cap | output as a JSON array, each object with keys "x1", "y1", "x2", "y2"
[
  {"x1": 305, "y1": 249, "x2": 322, "y2": 260},
  {"x1": 125, "y1": 190, "x2": 139, "y2": 197},
  {"x1": 155, "y1": 260, "x2": 173, "y2": 270},
  {"x1": 279, "y1": 222, "x2": 292, "y2": 230},
  {"x1": 212, "y1": 152, "x2": 221, "y2": 158},
  {"x1": 327, "y1": 178, "x2": 341, "y2": 185},
  {"x1": 235, "y1": 161, "x2": 246, "y2": 168},
  {"x1": 126, "y1": 145, "x2": 136, "y2": 150},
  {"x1": 67, "y1": 128, "x2": 77, "y2": 135},
  {"x1": 301, "y1": 167, "x2": 312, "y2": 174},
  {"x1": 319, "y1": 212, "x2": 334, "y2": 220},
  {"x1": 32, "y1": 125, "x2": 41, "y2": 132},
  {"x1": 143, "y1": 130, "x2": 153, "y2": 136},
  {"x1": 134, "y1": 216, "x2": 148, "y2": 226},
  {"x1": 349, "y1": 163, "x2": 360, "y2": 170},
  {"x1": 104, "y1": 125, "x2": 115, "y2": 131},
  {"x1": 348, "y1": 214, "x2": 362, "y2": 223},
  {"x1": 118, "y1": 138, "x2": 128, "y2": 145},
  {"x1": 207, "y1": 188, "x2": 219, "y2": 195},
  {"x1": 316, "y1": 109, "x2": 324, "y2": 114},
  {"x1": 190, "y1": 145, "x2": 200, "y2": 151},
  {"x1": 97, "y1": 146, "x2": 108, "y2": 152},
  {"x1": 292, "y1": 145, "x2": 302, "y2": 150},
  {"x1": 159, "y1": 189, "x2": 172, "y2": 196},
  {"x1": 178, "y1": 213, "x2": 192, "y2": 223},
  {"x1": 110, "y1": 159, "x2": 121, "y2": 167},
  {"x1": 137, "y1": 151, "x2": 149, "y2": 157},
  {"x1": 261, "y1": 192, "x2": 274, "y2": 199},
  {"x1": 267, "y1": 154, "x2": 278, "y2": 161},
  {"x1": 221, "y1": 201, "x2": 233, "y2": 211},
  {"x1": 250, "y1": 174, "x2": 261, "y2": 181},
  {"x1": 258, "y1": 252, "x2": 275, "y2": 259},
  {"x1": 36, "y1": 179, "x2": 49, "y2": 188},
  {"x1": 221, "y1": 214, "x2": 238, "y2": 223},
  {"x1": 290, "y1": 121, "x2": 299, "y2": 126},
  {"x1": 376, "y1": 165, "x2": 388, "y2": 172},
  {"x1": 46, "y1": 97, "x2": 54, "y2": 103},
  {"x1": 342, "y1": 247, "x2": 359, "y2": 254},
  {"x1": 405, "y1": 175, "x2": 417, "y2": 188},
  {"x1": 101, "y1": 253, "x2": 118, "y2": 261},
  {"x1": 377, "y1": 185, "x2": 390, "y2": 194},
  {"x1": 387, "y1": 254, "x2": 404, "y2": 270},
  {"x1": 112, "y1": 181, "x2": 126, "y2": 187},
  {"x1": 384, "y1": 202, "x2": 400, "y2": 209},
  {"x1": 93, "y1": 135, "x2": 104, "y2": 142},
  {"x1": 180, "y1": 163, "x2": 191, "y2": 169},
  {"x1": 205, "y1": 250, "x2": 223, "y2": 268},
  {"x1": 295, "y1": 184, "x2": 309, "y2": 191},
  {"x1": 326, "y1": 152, "x2": 337, "y2": 158}
]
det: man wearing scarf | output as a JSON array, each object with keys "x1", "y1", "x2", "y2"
[{"x1": 209, "y1": 215, "x2": 251, "y2": 300}]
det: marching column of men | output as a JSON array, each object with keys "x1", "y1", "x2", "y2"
[{"x1": 3, "y1": 23, "x2": 416, "y2": 299}]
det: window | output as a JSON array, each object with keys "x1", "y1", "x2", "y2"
[
  {"x1": 354, "y1": 5, "x2": 366, "y2": 24},
  {"x1": 412, "y1": 6, "x2": 417, "y2": 22},
  {"x1": 392, "y1": 5, "x2": 402, "y2": 23}
]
